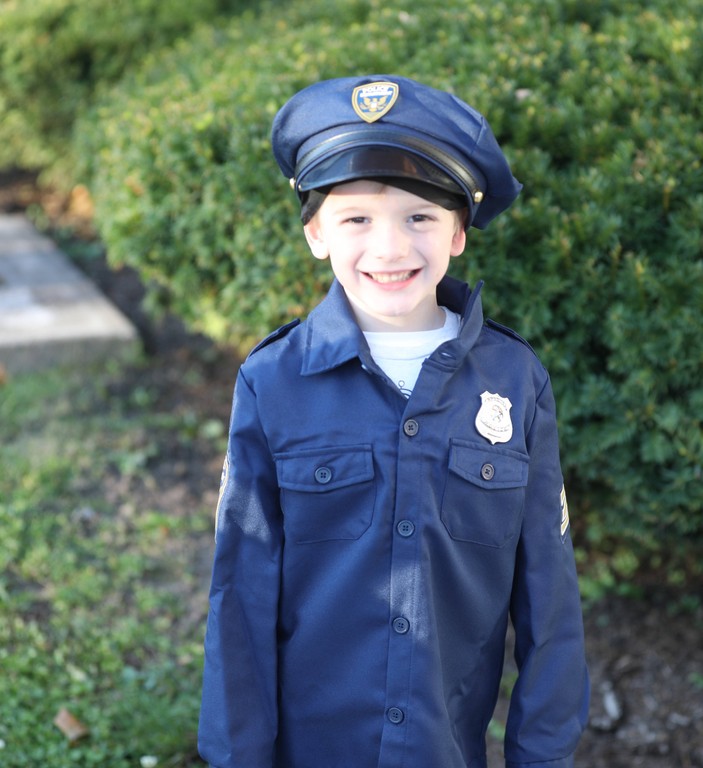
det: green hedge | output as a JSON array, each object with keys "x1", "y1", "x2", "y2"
[
  {"x1": 48, "y1": 0, "x2": 703, "y2": 577},
  {"x1": 0, "y1": 0, "x2": 249, "y2": 174}
]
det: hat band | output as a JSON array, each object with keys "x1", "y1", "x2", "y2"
[{"x1": 294, "y1": 128, "x2": 486, "y2": 204}]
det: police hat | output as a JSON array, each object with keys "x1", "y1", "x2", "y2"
[{"x1": 271, "y1": 74, "x2": 522, "y2": 229}]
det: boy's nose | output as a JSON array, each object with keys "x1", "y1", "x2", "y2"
[{"x1": 368, "y1": 221, "x2": 411, "y2": 261}]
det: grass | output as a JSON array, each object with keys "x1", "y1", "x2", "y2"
[{"x1": 0, "y1": 360, "x2": 218, "y2": 767}]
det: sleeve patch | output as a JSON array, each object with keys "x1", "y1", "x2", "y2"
[
  {"x1": 215, "y1": 454, "x2": 230, "y2": 535},
  {"x1": 560, "y1": 484, "x2": 570, "y2": 537}
]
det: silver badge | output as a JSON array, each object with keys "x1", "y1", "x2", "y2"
[{"x1": 475, "y1": 391, "x2": 513, "y2": 444}]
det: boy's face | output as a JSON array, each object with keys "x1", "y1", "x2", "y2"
[{"x1": 303, "y1": 180, "x2": 467, "y2": 332}]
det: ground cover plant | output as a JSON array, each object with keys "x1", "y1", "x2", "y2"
[{"x1": 0, "y1": 355, "x2": 226, "y2": 767}]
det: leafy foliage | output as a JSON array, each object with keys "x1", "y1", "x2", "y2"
[{"x1": 0, "y1": 0, "x2": 246, "y2": 173}]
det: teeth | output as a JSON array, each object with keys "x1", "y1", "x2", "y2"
[{"x1": 368, "y1": 271, "x2": 415, "y2": 283}]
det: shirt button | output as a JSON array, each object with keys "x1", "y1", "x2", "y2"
[
  {"x1": 314, "y1": 466, "x2": 333, "y2": 484},
  {"x1": 396, "y1": 520, "x2": 415, "y2": 538},
  {"x1": 480, "y1": 462, "x2": 495, "y2": 481},
  {"x1": 392, "y1": 617, "x2": 410, "y2": 634},
  {"x1": 387, "y1": 707, "x2": 405, "y2": 724},
  {"x1": 403, "y1": 419, "x2": 419, "y2": 437}
]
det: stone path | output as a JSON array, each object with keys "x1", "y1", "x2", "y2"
[{"x1": 0, "y1": 214, "x2": 138, "y2": 375}]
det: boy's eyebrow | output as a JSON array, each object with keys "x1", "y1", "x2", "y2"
[
  {"x1": 327, "y1": 198, "x2": 444, "y2": 215},
  {"x1": 326, "y1": 203, "x2": 369, "y2": 216}
]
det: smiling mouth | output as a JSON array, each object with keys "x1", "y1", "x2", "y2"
[{"x1": 366, "y1": 270, "x2": 419, "y2": 284}]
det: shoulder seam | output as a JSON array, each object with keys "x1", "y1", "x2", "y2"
[
  {"x1": 247, "y1": 318, "x2": 301, "y2": 357},
  {"x1": 484, "y1": 318, "x2": 537, "y2": 355}
]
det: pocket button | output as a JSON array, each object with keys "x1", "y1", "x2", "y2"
[
  {"x1": 480, "y1": 463, "x2": 495, "y2": 481},
  {"x1": 314, "y1": 466, "x2": 333, "y2": 484}
]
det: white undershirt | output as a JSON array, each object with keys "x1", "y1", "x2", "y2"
[{"x1": 363, "y1": 307, "x2": 461, "y2": 397}]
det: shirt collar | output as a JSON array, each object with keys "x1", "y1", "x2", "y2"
[{"x1": 301, "y1": 276, "x2": 484, "y2": 376}]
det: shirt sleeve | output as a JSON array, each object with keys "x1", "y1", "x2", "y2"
[
  {"x1": 198, "y1": 370, "x2": 281, "y2": 768},
  {"x1": 505, "y1": 374, "x2": 590, "y2": 768}
]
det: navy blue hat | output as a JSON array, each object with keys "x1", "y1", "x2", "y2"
[{"x1": 271, "y1": 74, "x2": 522, "y2": 229}]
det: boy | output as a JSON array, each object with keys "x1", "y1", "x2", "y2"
[{"x1": 198, "y1": 75, "x2": 589, "y2": 768}]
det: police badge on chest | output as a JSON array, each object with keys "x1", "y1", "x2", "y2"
[{"x1": 475, "y1": 391, "x2": 513, "y2": 444}]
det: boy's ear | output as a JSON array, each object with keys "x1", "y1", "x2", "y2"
[
  {"x1": 303, "y1": 220, "x2": 329, "y2": 260},
  {"x1": 450, "y1": 216, "x2": 467, "y2": 258}
]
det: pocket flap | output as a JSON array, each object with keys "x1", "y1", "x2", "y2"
[
  {"x1": 449, "y1": 440, "x2": 528, "y2": 489},
  {"x1": 275, "y1": 444, "x2": 374, "y2": 492}
]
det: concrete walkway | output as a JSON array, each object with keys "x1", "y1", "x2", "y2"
[{"x1": 0, "y1": 214, "x2": 139, "y2": 375}]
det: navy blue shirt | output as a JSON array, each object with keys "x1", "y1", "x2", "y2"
[{"x1": 199, "y1": 277, "x2": 589, "y2": 768}]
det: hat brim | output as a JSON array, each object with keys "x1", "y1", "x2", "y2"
[{"x1": 297, "y1": 146, "x2": 465, "y2": 197}]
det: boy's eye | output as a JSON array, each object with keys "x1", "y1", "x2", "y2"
[
  {"x1": 409, "y1": 214, "x2": 433, "y2": 223},
  {"x1": 344, "y1": 216, "x2": 369, "y2": 224}
]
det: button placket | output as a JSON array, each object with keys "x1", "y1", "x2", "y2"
[{"x1": 383, "y1": 408, "x2": 424, "y2": 752}]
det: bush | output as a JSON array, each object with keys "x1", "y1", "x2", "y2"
[
  {"x1": 80, "y1": 0, "x2": 702, "y2": 576},
  {"x1": 0, "y1": 0, "x2": 248, "y2": 175}
]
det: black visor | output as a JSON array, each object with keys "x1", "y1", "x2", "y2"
[
  {"x1": 299, "y1": 147, "x2": 467, "y2": 224},
  {"x1": 298, "y1": 146, "x2": 466, "y2": 195}
]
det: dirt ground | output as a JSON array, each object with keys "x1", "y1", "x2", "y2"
[{"x1": 3, "y1": 173, "x2": 702, "y2": 767}]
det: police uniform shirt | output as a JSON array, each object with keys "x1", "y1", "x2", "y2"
[{"x1": 198, "y1": 276, "x2": 590, "y2": 768}]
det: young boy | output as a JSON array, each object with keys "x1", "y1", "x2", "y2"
[{"x1": 198, "y1": 75, "x2": 589, "y2": 768}]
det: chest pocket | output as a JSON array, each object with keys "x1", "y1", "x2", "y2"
[
  {"x1": 441, "y1": 440, "x2": 529, "y2": 547},
  {"x1": 274, "y1": 444, "x2": 375, "y2": 544}
]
